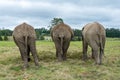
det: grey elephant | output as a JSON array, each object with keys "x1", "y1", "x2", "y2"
[
  {"x1": 12, "y1": 22, "x2": 39, "y2": 68},
  {"x1": 82, "y1": 22, "x2": 106, "y2": 65},
  {"x1": 51, "y1": 23, "x2": 74, "y2": 61}
]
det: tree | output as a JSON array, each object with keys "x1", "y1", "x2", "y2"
[
  {"x1": 72, "y1": 29, "x2": 82, "y2": 41},
  {"x1": 36, "y1": 31, "x2": 40, "y2": 40},
  {"x1": 48, "y1": 18, "x2": 64, "y2": 29},
  {"x1": 35, "y1": 28, "x2": 50, "y2": 40},
  {"x1": 4, "y1": 35, "x2": 8, "y2": 41},
  {"x1": 39, "y1": 35, "x2": 45, "y2": 40},
  {"x1": 106, "y1": 28, "x2": 120, "y2": 38},
  {"x1": 0, "y1": 36, "x2": 3, "y2": 41},
  {"x1": 0, "y1": 29, "x2": 12, "y2": 36}
]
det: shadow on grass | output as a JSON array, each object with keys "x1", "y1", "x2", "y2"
[
  {"x1": 67, "y1": 51, "x2": 83, "y2": 60},
  {"x1": 38, "y1": 51, "x2": 83, "y2": 62}
]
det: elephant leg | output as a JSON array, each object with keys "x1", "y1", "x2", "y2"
[
  {"x1": 19, "y1": 48, "x2": 24, "y2": 61},
  {"x1": 63, "y1": 41, "x2": 70, "y2": 60},
  {"x1": 54, "y1": 40, "x2": 63, "y2": 61},
  {"x1": 13, "y1": 37, "x2": 24, "y2": 61},
  {"x1": 27, "y1": 45, "x2": 31, "y2": 62},
  {"x1": 93, "y1": 46, "x2": 100, "y2": 65},
  {"x1": 92, "y1": 49, "x2": 95, "y2": 59},
  {"x1": 99, "y1": 38, "x2": 105, "y2": 64},
  {"x1": 56, "y1": 49, "x2": 58, "y2": 58},
  {"x1": 82, "y1": 40, "x2": 88, "y2": 61},
  {"x1": 18, "y1": 43, "x2": 29, "y2": 68},
  {"x1": 29, "y1": 40, "x2": 39, "y2": 66},
  {"x1": 99, "y1": 47, "x2": 104, "y2": 65}
]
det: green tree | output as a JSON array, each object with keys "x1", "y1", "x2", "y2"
[
  {"x1": 0, "y1": 36, "x2": 3, "y2": 41},
  {"x1": 72, "y1": 29, "x2": 82, "y2": 41},
  {"x1": 106, "y1": 28, "x2": 120, "y2": 38},
  {"x1": 35, "y1": 28, "x2": 50, "y2": 40},
  {"x1": 36, "y1": 30, "x2": 40, "y2": 40},
  {"x1": 39, "y1": 35, "x2": 44, "y2": 40},
  {"x1": 48, "y1": 18, "x2": 64, "y2": 29},
  {"x1": 4, "y1": 35, "x2": 8, "y2": 41},
  {"x1": 0, "y1": 29, "x2": 12, "y2": 36}
]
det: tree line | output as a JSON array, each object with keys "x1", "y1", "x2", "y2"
[{"x1": 0, "y1": 28, "x2": 120, "y2": 41}]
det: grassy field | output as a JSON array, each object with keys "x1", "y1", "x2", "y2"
[{"x1": 0, "y1": 38, "x2": 120, "y2": 80}]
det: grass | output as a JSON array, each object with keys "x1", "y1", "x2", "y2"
[{"x1": 0, "y1": 38, "x2": 120, "y2": 80}]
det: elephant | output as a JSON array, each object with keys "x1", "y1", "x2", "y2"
[
  {"x1": 12, "y1": 22, "x2": 39, "y2": 68},
  {"x1": 82, "y1": 22, "x2": 106, "y2": 65},
  {"x1": 51, "y1": 23, "x2": 74, "y2": 61}
]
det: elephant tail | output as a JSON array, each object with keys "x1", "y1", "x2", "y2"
[
  {"x1": 25, "y1": 36, "x2": 28, "y2": 55},
  {"x1": 99, "y1": 35, "x2": 104, "y2": 56},
  {"x1": 59, "y1": 34, "x2": 64, "y2": 55}
]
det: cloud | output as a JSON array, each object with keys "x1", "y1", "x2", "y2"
[{"x1": 0, "y1": 0, "x2": 120, "y2": 30}]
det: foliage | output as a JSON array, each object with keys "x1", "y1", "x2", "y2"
[
  {"x1": 0, "y1": 29, "x2": 12, "y2": 36},
  {"x1": 0, "y1": 27, "x2": 120, "y2": 40},
  {"x1": 73, "y1": 29, "x2": 82, "y2": 37},
  {"x1": 3, "y1": 35, "x2": 8, "y2": 41},
  {"x1": 0, "y1": 39, "x2": 120, "y2": 80},
  {"x1": 39, "y1": 35, "x2": 45, "y2": 40},
  {"x1": 48, "y1": 18, "x2": 64, "y2": 29},
  {"x1": 35, "y1": 28, "x2": 50, "y2": 40},
  {"x1": 106, "y1": 28, "x2": 120, "y2": 38},
  {"x1": 0, "y1": 36, "x2": 3, "y2": 41},
  {"x1": 72, "y1": 29, "x2": 82, "y2": 41},
  {"x1": 72, "y1": 36, "x2": 82, "y2": 41}
]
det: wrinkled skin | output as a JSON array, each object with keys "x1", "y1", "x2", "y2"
[
  {"x1": 12, "y1": 23, "x2": 39, "y2": 68},
  {"x1": 82, "y1": 22, "x2": 106, "y2": 65},
  {"x1": 51, "y1": 23, "x2": 74, "y2": 61}
]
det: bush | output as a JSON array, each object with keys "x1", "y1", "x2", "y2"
[
  {"x1": 0, "y1": 36, "x2": 3, "y2": 41},
  {"x1": 71, "y1": 36, "x2": 82, "y2": 41},
  {"x1": 4, "y1": 35, "x2": 8, "y2": 41},
  {"x1": 40, "y1": 35, "x2": 45, "y2": 40}
]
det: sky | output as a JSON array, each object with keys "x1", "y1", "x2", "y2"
[{"x1": 0, "y1": 0, "x2": 120, "y2": 30}]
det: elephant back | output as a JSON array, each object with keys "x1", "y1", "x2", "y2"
[
  {"x1": 51, "y1": 23, "x2": 74, "y2": 39},
  {"x1": 13, "y1": 23, "x2": 36, "y2": 38}
]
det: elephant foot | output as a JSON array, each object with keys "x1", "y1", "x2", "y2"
[
  {"x1": 23, "y1": 64, "x2": 29, "y2": 69},
  {"x1": 35, "y1": 63, "x2": 39, "y2": 67},
  {"x1": 35, "y1": 65, "x2": 40, "y2": 69},
  {"x1": 82, "y1": 55, "x2": 88, "y2": 61},
  {"x1": 57, "y1": 55, "x2": 63, "y2": 61},
  {"x1": 63, "y1": 57, "x2": 67, "y2": 61},
  {"x1": 58, "y1": 57, "x2": 63, "y2": 62},
  {"x1": 95, "y1": 61, "x2": 102, "y2": 65}
]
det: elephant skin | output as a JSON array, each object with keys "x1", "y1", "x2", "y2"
[
  {"x1": 51, "y1": 23, "x2": 74, "y2": 61},
  {"x1": 12, "y1": 22, "x2": 39, "y2": 68},
  {"x1": 82, "y1": 22, "x2": 106, "y2": 65}
]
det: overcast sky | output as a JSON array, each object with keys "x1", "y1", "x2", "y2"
[{"x1": 0, "y1": 0, "x2": 120, "y2": 30}]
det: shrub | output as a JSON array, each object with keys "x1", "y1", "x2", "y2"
[
  {"x1": 0, "y1": 36, "x2": 3, "y2": 41},
  {"x1": 4, "y1": 35, "x2": 8, "y2": 41}
]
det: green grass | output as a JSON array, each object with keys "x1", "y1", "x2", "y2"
[{"x1": 0, "y1": 38, "x2": 120, "y2": 80}]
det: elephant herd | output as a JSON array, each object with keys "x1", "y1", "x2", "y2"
[{"x1": 12, "y1": 22, "x2": 106, "y2": 69}]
